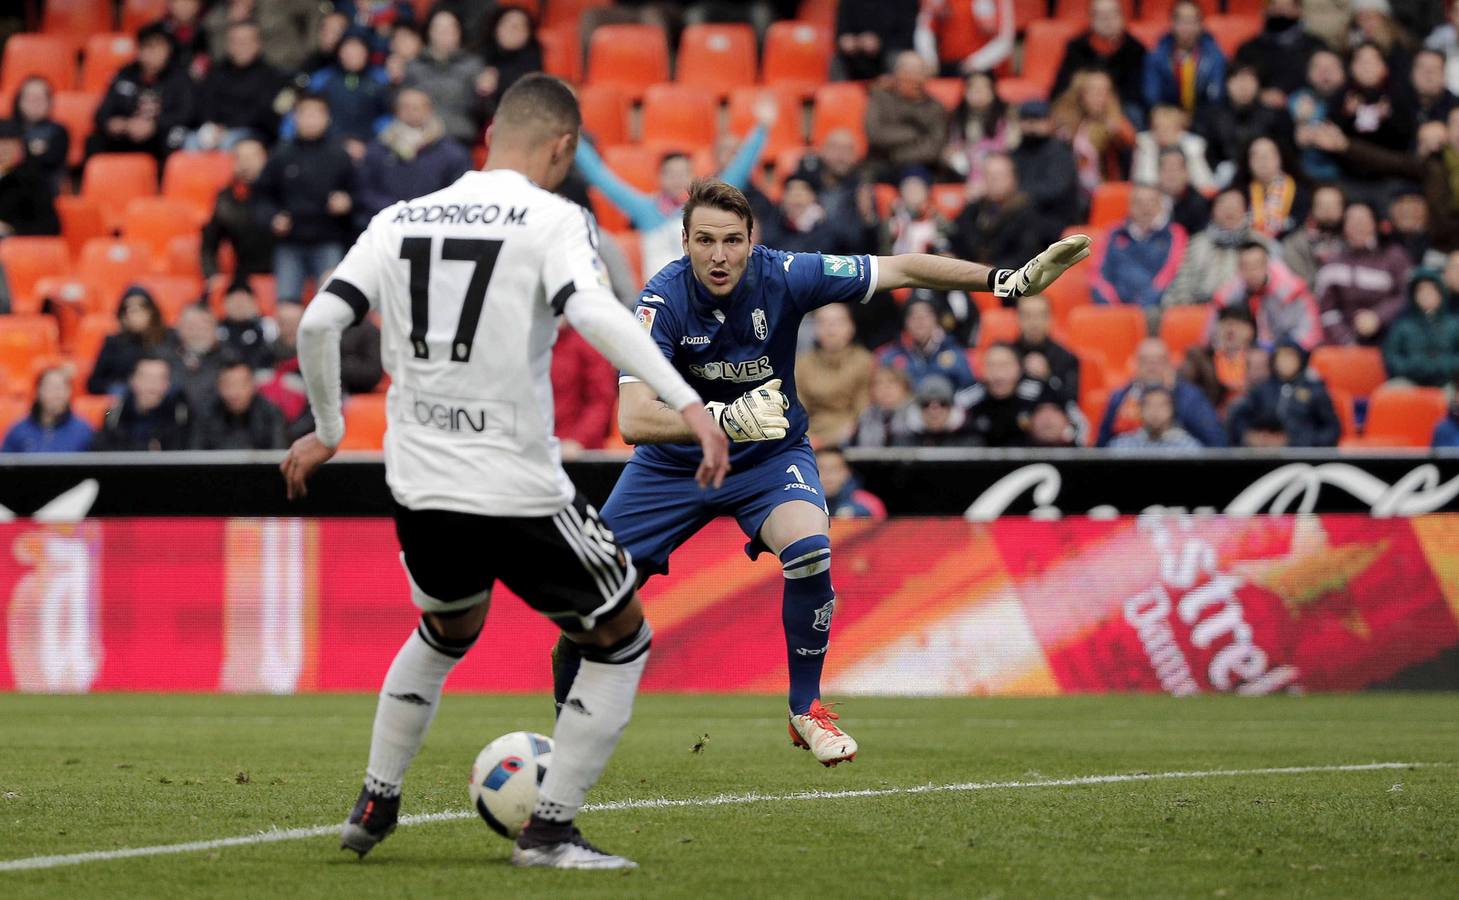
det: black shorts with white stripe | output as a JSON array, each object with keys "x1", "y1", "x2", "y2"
[{"x1": 391, "y1": 493, "x2": 637, "y2": 632}]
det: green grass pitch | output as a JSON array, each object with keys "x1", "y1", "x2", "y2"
[{"x1": 1, "y1": 693, "x2": 1456, "y2": 899}]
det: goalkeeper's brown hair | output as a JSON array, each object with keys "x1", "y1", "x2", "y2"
[{"x1": 682, "y1": 179, "x2": 754, "y2": 236}]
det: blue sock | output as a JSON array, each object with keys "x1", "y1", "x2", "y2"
[{"x1": 779, "y1": 534, "x2": 835, "y2": 716}]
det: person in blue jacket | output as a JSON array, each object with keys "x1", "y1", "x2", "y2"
[
  {"x1": 1142, "y1": 0, "x2": 1226, "y2": 114},
  {"x1": 2, "y1": 367, "x2": 94, "y2": 454}
]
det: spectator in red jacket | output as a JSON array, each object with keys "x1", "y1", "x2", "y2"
[
  {"x1": 915, "y1": 0, "x2": 1015, "y2": 77},
  {"x1": 550, "y1": 322, "x2": 616, "y2": 458},
  {"x1": 1315, "y1": 201, "x2": 1413, "y2": 345}
]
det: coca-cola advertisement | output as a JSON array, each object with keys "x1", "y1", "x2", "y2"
[{"x1": 1, "y1": 514, "x2": 1455, "y2": 695}]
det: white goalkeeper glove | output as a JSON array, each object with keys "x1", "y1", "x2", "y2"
[
  {"x1": 705, "y1": 378, "x2": 790, "y2": 442},
  {"x1": 990, "y1": 234, "x2": 1093, "y2": 300}
]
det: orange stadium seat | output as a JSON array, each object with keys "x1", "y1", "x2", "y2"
[
  {"x1": 931, "y1": 183, "x2": 967, "y2": 220},
  {"x1": 1013, "y1": 0, "x2": 1049, "y2": 29},
  {"x1": 161, "y1": 151, "x2": 233, "y2": 220},
  {"x1": 577, "y1": 83, "x2": 629, "y2": 148},
  {"x1": 43, "y1": 0, "x2": 117, "y2": 38},
  {"x1": 538, "y1": 24, "x2": 582, "y2": 83},
  {"x1": 71, "y1": 393, "x2": 114, "y2": 429},
  {"x1": 810, "y1": 82, "x2": 868, "y2": 153},
  {"x1": 925, "y1": 77, "x2": 964, "y2": 111},
  {"x1": 121, "y1": 0, "x2": 167, "y2": 34},
  {"x1": 80, "y1": 33, "x2": 136, "y2": 94},
  {"x1": 586, "y1": 24, "x2": 669, "y2": 101},
  {"x1": 121, "y1": 197, "x2": 203, "y2": 263},
  {"x1": 761, "y1": 21, "x2": 831, "y2": 98},
  {"x1": 1223, "y1": 0, "x2": 1266, "y2": 17},
  {"x1": 1089, "y1": 181, "x2": 1133, "y2": 229},
  {"x1": 1021, "y1": 20, "x2": 1081, "y2": 92},
  {"x1": 640, "y1": 83, "x2": 718, "y2": 151},
  {"x1": 1157, "y1": 305, "x2": 1211, "y2": 359},
  {"x1": 544, "y1": 0, "x2": 612, "y2": 30},
  {"x1": 1, "y1": 35, "x2": 76, "y2": 96},
  {"x1": 30, "y1": 275, "x2": 92, "y2": 323},
  {"x1": 588, "y1": 187, "x2": 631, "y2": 234},
  {"x1": 0, "y1": 237, "x2": 71, "y2": 310},
  {"x1": 51, "y1": 90, "x2": 100, "y2": 168},
  {"x1": 976, "y1": 308, "x2": 1020, "y2": 349},
  {"x1": 1066, "y1": 305, "x2": 1147, "y2": 375},
  {"x1": 676, "y1": 24, "x2": 757, "y2": 99},
  {"x1": 78, "y1": 238, "x2": 152, "y2": 312},
  {"x1": 603, "y1": 144, "x2": 666, "y2": 194},
  {"x1": 873, "y1": 182, "x2": 897, "y2": 219},
  {"x1": 164, "y1": 233, "x2": 203, "y2": 279},
  {"x1": 768, "y1": 146, "x2": 808, "y2": 198},
  {"x1": 1043, "y1": 260, "x2": 1092, "y2": 325},
  {"x1": 796, "y1": 0, "x2": 839, "y2": 28},
  {"x1": 81, "y1": 153, "x2": 159, "y2": 231},
  {"x1": 609, "y1": 230, "x2": 644, "y2": 289},
  {"x1": 55, "y1": 195, "x2": 108, "y2": 259},
  {"x1": 1075, "y1": 348, "x2": 1108, "y2": 399},
  {"x1": 1328, "y1": 387, "x2": 1357, "y2": 441},
  {"x1": 1079, "y1": 388, "x2": 1111, "y2": 445},
  {"x1": 1129, "y1": 20, "x2": 1167, "y2": 49},
  {"x1": 1205, "y1": 14, "x2": 1261, "y2": 57},
  {"x1": 135, "y1": 275, "x2": 203, "y2": 325},
  {"x1": 994, "y1": 77, "x2": 1046, "y2": 105},
  {"x1": 0, "y1": 315, "x2": 62, "y2": 388},
  {"x1": 1342, "y1": 386, "x2": 1448, "y2": 449},
  {"x1": 727, "y1": 86, "x2": 806, "y2": 159},
  {"x1": 339, "y1": 395, "x2": 388, "y2": 450},
  {"x1": 1309, "y1": 345, "x2": 1386, "y2": 398}
]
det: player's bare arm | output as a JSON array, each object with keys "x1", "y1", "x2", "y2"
[{"x1": 875, "y1": 234, "x2": 1092, "y2": 298}]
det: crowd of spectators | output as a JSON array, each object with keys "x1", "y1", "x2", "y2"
[{"x1": 5, "y1": 0, "x2": 1459, "y2": 462}]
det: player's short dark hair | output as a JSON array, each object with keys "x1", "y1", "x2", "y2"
[
  {"x1": 682, "y1": 178, "x2": 754, "y2": 235},
  {"x1": 494, "y1": 73, "x2": 581, "y2": 143}
]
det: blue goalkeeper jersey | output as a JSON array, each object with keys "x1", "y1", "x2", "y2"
[{"x1": 621, "y1": 245, "x2": 879, "y2": 475}]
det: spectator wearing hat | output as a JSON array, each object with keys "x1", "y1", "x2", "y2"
[
  {"x1": 1232, "y1": 0, "x2": 1327, "y2": 99},
  {"x1": 1009, "y1": 101, "x2": 1080, "y2": 238},
  {"x1": 1108, "y1": 386, "x2": 1205, "y2": 451},
  {"x1": 879, "y1": 297, "x2": 976, "y2": 394},
  {"x1": 1315, "y1": 202, "x2": 1412, "y2": 345},
  {"x1": 88, "y1": 23, "x2": 194, "y2": 163},
  {"x1": 815, "y1": 447, "x2": 887, "y2": 519},
  {"x1": 353, "y1": 88, "x2": 471, "y2": 228},
  {"x1": 1098, "y1": 338, "x2": 1226, "y2": 446},
  {"x1": 0, "y1": 119, "x2": 58, "y2": 238},
  {"x1": 797, "y1": 304, "x2": 874, "y2": 447},
  {"x1": 949, "y1": 154, "x2": 1045, "y2": 273},
  {"x1": 1143, "y1": 0, "x2": 1227, "y2": 115},
  {"x1": 1012, "y1": 293, "x2": 1081, "y2": 406},
  {"x1": 1090, "y1": 182, "x2": 1189, "y2": 311},
  {"x1": 853, "y1": 364, "x2": 918, "y2": 448},
  {"x1": 1214, "y1": 240, "x2": 1322, "y2": 350},
  {"x1": 1227, "y1": 340, "x2": 1340, "y2": 447},
  {"x1": 254, "y1": 92, "x2": 356, "y2": 305},
  {"x1": 190, "y1": 352, "x2": 287, "y2": 451},
  {"x1": 865, "y1": 52, "x2": 949, "y2": 180},
  {"x1": 1051, "y1": 0, "x2": 1148, "y2": 126},
  {"x1": 1, "y1": 366, "x2": 93, "y2": 454},
  {"x1": 896, "y1": 374, "x2": 980, "y2": 448},
  {"x1": 1384, "y1": 268, "x2": 1459, "y2": 386},
  {"x1": 188, "y1": 21, "x2": 285, "y2": 151},
  {"x1": 201, "y1": 139, "x2": 274, "y2": 282},
  {"x1": 92, "y1": 355, "x2": 192, "y2": 452}
]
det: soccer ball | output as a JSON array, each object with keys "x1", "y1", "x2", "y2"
[{"x1": 469, "y1": 731, "x2": 553, "y2": 838}]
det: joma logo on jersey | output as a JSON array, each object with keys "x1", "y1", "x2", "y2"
[
  {"x1": 689, "y1": 357, "x2": 773, "y2": 383},
  {"x1": 681, "y1": 335, "x2": 710, "y2": 345},
  {"x1": 390, "y1": 204, "x2": 528, "y2": 226}
]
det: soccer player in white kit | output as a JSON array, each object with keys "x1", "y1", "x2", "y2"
[{"x1": 280, "y1": 74, "x2": 729, "y2": 871}]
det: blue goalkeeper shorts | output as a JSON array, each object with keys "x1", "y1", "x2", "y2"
[{"x1": 601, "y1": 440, "x2": 827, "y2": 580}]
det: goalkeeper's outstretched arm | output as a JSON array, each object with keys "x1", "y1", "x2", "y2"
[{"x1": 875, "y1": 234, "x2": 1092, "y2": 300}]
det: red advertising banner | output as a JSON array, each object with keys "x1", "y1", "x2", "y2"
[{"x1": 2, "y1": 515, "x2": 1456, "y2": 695}]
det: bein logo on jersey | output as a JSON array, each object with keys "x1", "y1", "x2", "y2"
[
  {"x1": 689, "y1": 356, "x2": 774, "y2": 383},
  {"x1": 406, "y1": 393, "x2": 516, "y2": 436},
  {"x1": 752, "y1": 308, "x2": 768, "y2": 340}
]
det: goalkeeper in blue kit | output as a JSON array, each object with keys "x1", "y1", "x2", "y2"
[{"x1": 552, "y1": 179, "x2": 1090, "y2": 764}]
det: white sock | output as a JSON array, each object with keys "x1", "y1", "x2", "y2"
[
  {"x1": 364, "y1": 622, "x2": 469, "y2": 797},
  {"x1": 534, "y1": 650, "x2": 648, "y2": 822}
]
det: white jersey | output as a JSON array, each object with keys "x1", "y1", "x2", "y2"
[{"x1": 327, "y1": 169, "x2": 612, "y2": 517}]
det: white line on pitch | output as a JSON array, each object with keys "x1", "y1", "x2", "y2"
[{"x1": 0, "y1": 761, "x2": 1438, "y2": 874}]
